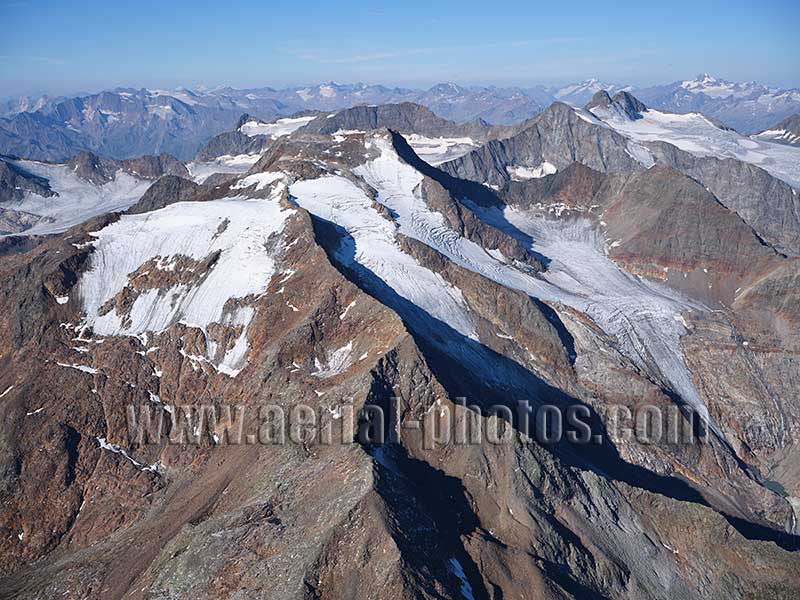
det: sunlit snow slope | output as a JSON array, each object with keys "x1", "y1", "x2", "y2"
[
  {"x1": 3, "y1": 160, "x2": 152, "y2": 236},
  {"x1": 79, "y1": 194, "x2": 294, "y2": 375},
  {"x1": 239, "y1": 116, "x2": 316, "y2": 138},
  {"x1": 589, "y1": 107, "x2": 800, "y2": 188},
  {"x1": 348, "y1": 138, "x2": 713, "y2": 426}
]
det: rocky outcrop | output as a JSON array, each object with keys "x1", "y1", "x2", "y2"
[
  {"x1": 65, "y1": 151, "x2": 188, "y2": 184},
  {"x1": 0, "y1": 207, "x2": 51, "y2": 235},
  {"x1": 194, "y1": 130, "x2": 271, "y2": 161},
  {"x1": 647, "y1": 141, "x2": 800, "y2": 255},
  {"x1": 0, "y1": 159, "x2": 55, "y2": 203},
  {"x1": 440, "y1": 102, "x2": 643, "y2": 188},
  {"x1": 503, "y1": 161, "x2": 607, "y2": 209},
  {"x1": 125, "y1": 175, "x2": 201, "y2": 215},
  {"x1": 586, "y1": 90, "x2": 648, "y2": 120}
]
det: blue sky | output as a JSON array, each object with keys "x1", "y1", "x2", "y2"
[{"x1": 1, "y1": 0, "x2": 798, "y2": 96}]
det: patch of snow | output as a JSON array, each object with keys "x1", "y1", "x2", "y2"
[
  {"x1": 79, "y1": 197, "x2": 294, "y2": 376},
  {"x1": 332, "y1": 129, "x2": 365, "y2": 143},
  {"x1": 239, "y1": 116, "x2": 315, "y2": 138},
  {"x1": 625, "y1": 141, "x2": 656, "y2": 168},
  {"x1": 55, "y1": 295, "x2": 69, "y2": 305},
  {"x1": 506, "y1": 162, "x2": 557, "y2": 180},
  {"x1": 186, "y1": 153, "x2": 261, "y2": 184},
  {"x1": 756, "y1": 129, "x2": 800, "y2": 145},
  {"x1": 96, "y1": 436, "x2": 161, "y2": 473},
  {"x1": 231, "y1": 171, "x2": 283, "y2": 191},
  {"x1": 57, "y1": 362, "x2": 98, "y2": 375},
  {"x1": 312, "y1": 341, "x2": 354, "y2": 378},
  {"x1": 339, "y1": 300, "x2": 356, "y2": 320},
  {"x1": 0, "y1": 385, "x2": 14, "y2": 398},
  {"x1": 403, "y1": 134, "x2": 478, "y2": 166}
]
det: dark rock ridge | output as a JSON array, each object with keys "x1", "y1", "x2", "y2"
[
  {"x1": 298, "y1": 102, "x2": 515, "y2": 141},
  {"x1": 125, "y1": 175, "x2": 202, "y2": 215},
  {"x1": 65, "y1": 151, "x2": 189, "y2": 184},
  {"x1": 440, "y1": 101, "x2": 644, "y2": 188},
  {"x1": 444, "y1": 95, "x2": 800, "y2": 256},
  {"x1": 0, "y1": 158, "x2": 55, "y2": 203}
]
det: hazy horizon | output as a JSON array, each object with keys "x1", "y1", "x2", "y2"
[{"x1": 1, "y1": 0, "x2": 798, "y2": 98}]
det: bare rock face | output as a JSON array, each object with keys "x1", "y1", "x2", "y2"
[
  {"x1": 440, "y1": 102, "x2": 644, "y2": 188},
  {"x1": 0, "y1": 159, "x2": 55, "y2": 203},
  {"x1": 194, "y1": 130, "x2": 271, "y2": 162},
  {"x1": 125, "y1": 175, "x2": 201, "y2": 215},
  {"x1": 0, "y1": 127, "x2": 799, "y2": 600},
  {"x1": 646, "y1": 142, "x2": 800, "y2": 256},
  {"x1": 0, "y1": 206, "x2": 52, "y2": 235},
  {"x1": 65, "y1": 151, "x2": 188, "y2": 184},
  {"x1": 599, "y1": 166, "x2": 779, "y2": 290},
  {"x1": 504, "y1": 161, "x2": 607, "y2": 209}
]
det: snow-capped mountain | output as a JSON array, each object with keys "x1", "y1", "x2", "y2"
[
  {"x1": 3, "y1": 79, "x2": 800, "y2": 598},
  {"x1": 0, "y1": 82, "x2": 555, "y2": 162},
  {"x1": 4, "y1": 76, "x2": 799, "y2": 161},
  {"x1": 756, "y1": 114, "x2": 800, "y2": 146},
  {"x1": 636, "y1": 74, "x2": 800, "y2": 133},
  {"x1": 678, "y1": 73, "x2": 767, "y2": 99},
  {"x1": 552, "y1": 78, "x2": 631, "y2": 105}
]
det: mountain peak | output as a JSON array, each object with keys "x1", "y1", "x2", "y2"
[{"x1": 693, "y1": 73, "x2": 718, "y2": 83}]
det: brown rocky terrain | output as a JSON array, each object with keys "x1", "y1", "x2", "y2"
[{"x1": 0, "y1": 120, "x2": 798, "y2": 600}]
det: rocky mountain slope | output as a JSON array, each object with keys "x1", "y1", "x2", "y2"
[
  {"x1": 0, "y1": 97, "x2": 799, "y2": 598},
  {"x1": 443, "y1": 91, "x2": 800, "y2": 256},
  {"x1": 756, "y1": 114, "x2": 800, "y2": 146}
]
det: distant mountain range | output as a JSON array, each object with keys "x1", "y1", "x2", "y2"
[{"x1": 2, "y1": 74, "x2": 798, "y2": 161}]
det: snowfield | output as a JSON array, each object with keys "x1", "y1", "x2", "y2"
[
  {"x1": 2, "y1": 160, "x2": 152, "y2": 236},
  {"x1": 239, "y1": 115, "x2": 316, "y2": 138},
  {"x1": 589, "y1": 106, "x2": 800, "y2": 188},
  {"x1": 289, "y1": 175, "x2": 476, "y2": 342},
  {"x1": 186, "y1": 153, "x2": 261, "y2": 184},
  {"x1": 348, "y1": 138, "x2": 715, "y2": 428},
  {"x1": 402, "y1": 134, "x2": 478, "y2": 165},
  {"x1": 79, "y1": 194, "x2": 294, "y2": 376}
]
